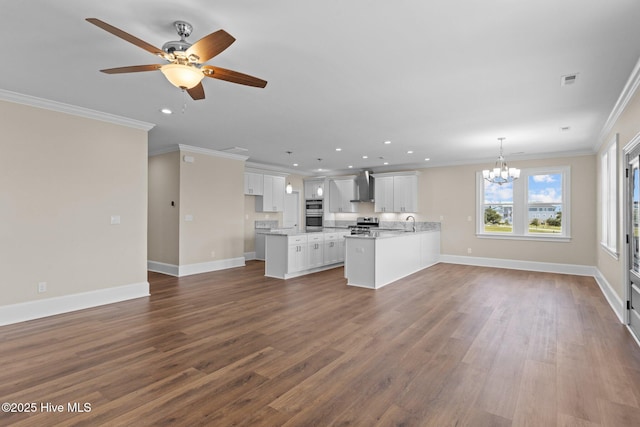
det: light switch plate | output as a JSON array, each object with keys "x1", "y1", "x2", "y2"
[{"x1": 110, "y1": 215, "x2": 121, "y2": 225}]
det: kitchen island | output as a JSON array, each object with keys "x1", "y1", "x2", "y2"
[
  {"x1": 264, "y1": 229, "x2": 349, "y2": 279},
  {"x1": 344, "y1": 229, "x2": 440, "y2": 289}
]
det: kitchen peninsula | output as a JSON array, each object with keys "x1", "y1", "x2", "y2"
[{"x1": 344, "y1": 227, "x2": 440, "y2": 289}]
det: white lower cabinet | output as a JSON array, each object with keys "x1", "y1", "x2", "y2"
[
  {"x1": 265, "y1": 231, "x2": 347, "y2": 279},
  {"x1": 287, "y1": 235, "x2": 308, "y2": 273}
]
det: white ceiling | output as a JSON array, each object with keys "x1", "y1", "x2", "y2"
[{"x1": 3, "y1": 0, "x2": 640, "y2": 175}]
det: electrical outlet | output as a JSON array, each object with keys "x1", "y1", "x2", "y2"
[
  {"x1": 38, "y1": 282, "x2": 47, "y2": 293},
  {"x1": 211, "y1": 251, "x2": 216, "y2": 258},
  {"x1": 467, "y1": 248, "x2": 472, "y2": 254}
]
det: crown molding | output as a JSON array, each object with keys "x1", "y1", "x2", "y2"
[
  {"x1": 0, "y1": 88, "x2": 155, "y2": 131},
  {"x1": 596, "y1": 56, "x2": 640, "y2": 151},
  {"x1": 245, "y1": 161, "x2": 310, "y2": 176},
  {"x1": 179, "y1": 144, "x2": 249, "y2": 161}
]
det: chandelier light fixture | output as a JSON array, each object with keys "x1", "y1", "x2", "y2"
[{"x1": 482, "y1": 137, "x2": 520, "y2": 185}]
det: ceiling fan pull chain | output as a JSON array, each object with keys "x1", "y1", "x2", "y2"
[{"x1": 182, "y1": 89, "x2": 187, "y2": 114}]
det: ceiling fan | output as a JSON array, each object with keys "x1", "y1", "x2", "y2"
[{"x1": 86, "y1": 18, "x2": 267, "y2": 100}]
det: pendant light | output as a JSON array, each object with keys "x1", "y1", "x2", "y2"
[
  {"x1": 482, "y1": 138, "x2": 520, "y2": 185},
  {"x1": 316, "y1": 158, "x2": 324, "y2": 196},
  {"x1": 285, "y1": 151, "x2": 293, "y2": 194}
]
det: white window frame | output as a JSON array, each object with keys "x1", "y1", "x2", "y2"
[
  {"x1": 476, "y1": 166, "x2": 571, "y2": 242},
  {"x1": 601, "y1": 134, "x2": 618, "y2": 258}
]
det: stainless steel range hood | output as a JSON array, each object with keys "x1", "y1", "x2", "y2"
[{"x1": 350, "y1": 170, "x2": 375, "y2": 202}]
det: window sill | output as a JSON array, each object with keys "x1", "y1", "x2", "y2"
[
  {"x1": 600, "y1": 243, "x2": 619, "y2": 260},
  {"x1": 476, "y1": 233, "x2": 571, "y2": 243}
]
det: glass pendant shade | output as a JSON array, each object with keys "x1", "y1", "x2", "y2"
[
  {"x1": 160, "y1": 63, "x2": 204, "y2": 89},
  {"x1": 286, "y1": 182, "x2": 293, "y2": 194}
]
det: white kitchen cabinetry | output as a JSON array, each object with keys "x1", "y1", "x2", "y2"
[
  {"x1": 307, "y1": 234, "x2": 324, "y2": 268},
  {"x1": 244, "y1": 172, "x2": 264, "y2": 195},
  {"x1": 287, "y1": 235, "x2": 308, "y2": 273},
  {"x1": 323, "y1": 233, "x2": 341, "y2": 264},
  {"x1": 256, "y1": 175, "x2": 285, "y2": 212},
  {"x1": 393, "y1": 174, "x2": 418, "y2": 213},
  {"x1": 329, "y1": 178, "x2": 358, "y2": 213},
  {"x1": 372, "y1": 172, "x2": 419, "y2": 213},
  {"x1": 265, "y1": 231, "x2": 347, "y2": 279},
  {"x1": 373, "y1": 176, "x2": 394, "y2": 213},
  {"x1": 304, "y1": 179, "x2": 325, "y2": 199}
]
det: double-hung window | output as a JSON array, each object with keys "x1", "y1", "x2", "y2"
[{"x1": 477, "y1": 166, "x2": 570, "y2": 241}]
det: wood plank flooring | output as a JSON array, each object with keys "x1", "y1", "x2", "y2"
[{"x1": 2, "y1": 261, "x2": 640, "y2": 426}]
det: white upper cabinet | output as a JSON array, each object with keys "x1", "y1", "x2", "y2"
[
  {"x1": 372, "y1": 172, "x2": 419, "y2": 213},
  {"x1": 393, "y1": 174, "x2": 418, "y2": 213},
  {"x1": 329, "y1": 178, "x2": 358, "y2": 213},
  {"x1": 304, "y1": 179, "x2": 325, "y2": 199},
  {"x1": 244, "y1": 172, "x2": 264, "y2": 195},
  {"x1": 256, "y1": 174, "x2": 286, "y2": 212},
  {"x1": 373, "y1": 176, "x2": 395, "y2": 213}
]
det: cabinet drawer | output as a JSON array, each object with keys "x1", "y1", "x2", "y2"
[
  {"x1": 324, "y1": 233, "x2": 338, "y2": 241},
  {"x1": 288, "y1": 235, "x2": 308, "y2": 245},
  {"x1": 308, "y1": 233, "x2": 324, "y2": 242}
]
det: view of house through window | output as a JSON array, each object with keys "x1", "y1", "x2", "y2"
[
  {"x1": 527, "y1": 173, "x2": 563, "y2": 234},
  {"x1": 483, "y1": 181, "x2": 514, "y2": 233},
  {"x1": 480, "y1": 166, "x2": 568, "y2": 238}
]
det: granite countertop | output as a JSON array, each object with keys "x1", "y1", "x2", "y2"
[{"x1": 344, "y1": 229, "x2": 440, "y2": 240}]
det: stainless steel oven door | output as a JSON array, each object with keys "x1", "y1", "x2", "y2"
[
  {"x1": 305, "y1": 214, "x2": 323, "y2": 229},
  {"x1": 305, "y1": 199, "x2": 323, "y2": 211}
]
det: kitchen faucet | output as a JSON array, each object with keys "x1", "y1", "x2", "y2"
[{"x1": 406, "y1": 215, "x2": 416, "y2": 232}]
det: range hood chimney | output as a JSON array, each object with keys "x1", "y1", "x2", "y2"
[{"x1": 351, "y1": 170, "x2": 375, "y2": 202}]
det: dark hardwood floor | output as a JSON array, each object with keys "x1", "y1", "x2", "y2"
[{"x1": 2, "y1": 261, "x2": 640, "y2": 426}]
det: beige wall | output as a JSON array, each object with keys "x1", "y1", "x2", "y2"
[
  {"x1": 179, "y1": 150, "x2": 245, "y2": 264},
  {"x1": 422, "y1": 155, "x2": 596, "y2": 265},
  {"x1": 0, "y1": 100, "x2": 148, "y2": 306},
  {"x1": 597, "y1": 86, "x2": 640, "y2": 299},
  {"x1": 148, "y1": 151, "x2": 180, "y2": 265}
]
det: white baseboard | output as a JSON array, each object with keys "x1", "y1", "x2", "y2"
[
  {"x1": 147, "y1": 260, "x2": 180, "y2": 277},
  {"x1": 593, "y1": 268, "x2": 624, "y2": 322},
  {"x1": 439, "y1": 254, "x2": 596, "y2": 276},
  {"x1": 179, "y1": 257, "x2": 246, "y2": 276},
  {"x1": 148, "y1": 257, "x2": 247, "y2": 277},
  {"x1": 244, "y1": 252, "x2": 256, "y2": 261},
  {"x1": 0, "y1": 281, "x2": 149, "y2": 326}
]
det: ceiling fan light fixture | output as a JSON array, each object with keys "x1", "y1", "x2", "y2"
[{"x1": 160, "y1": 63, "x2": 204, "y2": 89}]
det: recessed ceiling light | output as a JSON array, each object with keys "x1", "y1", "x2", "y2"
[
  {"x1": 407, "y1": 150, "x2": 414, "y2": 154},
  {"x1": 160, "y1": 108, "x2": 172, "y2": 114},
  {"x1": 348, "y1": 165, "x2": 353, "y2": 168},
  {"x1": 383, "y1": 162, "x2": 389, "y2": 165},
  {"x1": 425, "y1": 158, "x2": 430, "y2": 161},
  {"x1": 384, "y1": 140, "x2": 391, "y2": 145},
  {"x1": 362, "y1": 155, "x2": 368, "y2": 159},
  {"x1": 293, "y1": 163, "x2": 298, "y2": 167},
  {"x1": 336, "y1": 148, "x2": 342, "y2": 151}
]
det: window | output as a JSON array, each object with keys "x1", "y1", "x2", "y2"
[
  {"x1": 477, "y1": 166, "x2": 570, "y2": 241},
  {"x1": 601, "y1": 135, "x2": 617, "y2": 256}
]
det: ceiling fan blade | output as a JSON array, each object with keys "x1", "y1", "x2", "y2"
[
  {"x1": 100, "y1": 64, "x2": 162, "y2": 74},
  {"x1": 186, "y1": 30, "x2": 235, "y2": 63},
  {"x1": 202, "y1": 66, "x2": 267, "y2": 88},
  {"x1": 187, "y1": 83, "x2": 206, "y2": 100},
  {"x1": 86, "y1": 18, "x2": 165, "y2": 58}
]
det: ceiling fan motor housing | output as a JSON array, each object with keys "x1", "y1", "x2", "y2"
[{"x1": 162, "y1": 21, "x2": 193, "y2": 54}]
